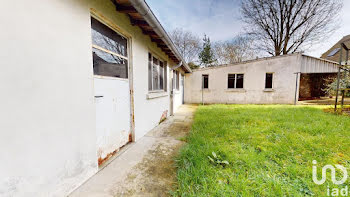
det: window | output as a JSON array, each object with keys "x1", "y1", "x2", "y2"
[
  {"x1": 152, "y1": 57, "x2": 159, "y2": 90},
  {"x1": 172, "y1": 70, "x2": 180, "y2": 90},
  {"x1": 148, "y1": 54, "x2": 152, "y2": 91},
  {"x1": 173, "y1": 72, "x2": 175, "y2": 90},
  {"x1": 91, "y1": 17, "x2": 128, "y2": 78},
  {"x1": 227, "y1": 74, "x2": 244, "y2": 89},
  {"x1": 176, "y1": 71, "x2": 180, "y2": 90},
  {"x1": 228, "y1": 74, "x2": 235, "y2": 89},
  {"x1": 202, "y1": 74, "x2": 209, "y2": 89},
  {"x1": 236, "y1": 74, "x2": 244, "y2": 88},
  {"x1": 160, "y1": 61, "x2": 164, "y2": 90},
  {"x1": 328, "y1": 48, "x2": 340, "y2": 57},
  {"x1": 181, "y1": 74, "x2": 184, "y2": 87},
  {"x1": 265, "y1": 73, "x2": 273, "y2": 89},
  {"x1": 148, "y1": 53, "x2": 167, "y2": 91}
]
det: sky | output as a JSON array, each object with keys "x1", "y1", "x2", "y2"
[{"x1": 146, "y1": 0, "x2": 350, "y2": 57}]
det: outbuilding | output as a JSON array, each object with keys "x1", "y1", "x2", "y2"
[{"x1": 185, "y1": 53, "x2": 338, "y2": 104}]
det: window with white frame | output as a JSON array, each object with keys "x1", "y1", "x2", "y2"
[
  {"x1": 91, "y1": 17, "x2": 128, "y2": 78},
  {"x1": 148, "y1": 53, "x2": 167, "y2": 91},
  {"x1": 228, "y1": 74, "x2": 244, "y2": 89}
]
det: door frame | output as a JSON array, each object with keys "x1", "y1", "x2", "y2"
[
  {"x1": 181, "y1": 74, "x2": 185, "y2": 104},
  {"x1": 170, "y1": 70, "x2": 174, "y2": 116},
  {"x1": 90, "y1": 9, "x2": 135, "y2": 143}
]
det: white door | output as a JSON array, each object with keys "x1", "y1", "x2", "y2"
[
  {"x1": 170, "y1": 72, "x2": 174, "y2": 116},
  {"x1": 95, "y1": 77, "x2": 130, "y2": 162},
  {"x1": 91, "y1": 17, "x2": 131, "y2": 164}
]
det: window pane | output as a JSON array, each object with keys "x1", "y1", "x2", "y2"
[
  {"x1": 173, "y1": 71, "x2": 176, "y2": 90},
  {"x1": 265, "y1": 73, "x2": 273, "y2": 89},
  {"x1": 164, "y1": 62, "x2": 167, "y2": 91},
  {"x1": 153, "y1": 57, "x2": 159, "y2": 90},
  {"x1": 228, "y1": 74, "x2": 235, "y2": 89},
  {"x1": 328, "y1": 48, "x2": 340, "y2": 57},
  {"x1": 181, "y1": 74, "x2": 184, "y2": 87},
  {"x1": 91, "y1": 17, "x2": 127, "y2": 57},
  {"x1": 148, "y1": 53, "x2": 152, "y2": 91},
  {"x1": 203, "y1": 75, "x2": 209, "y2": 89},
  {"x1": 92, "y1": 48, "x2": 128, "y2": 78},
  {"x1": 236, "y1": 74, "x2": 244, "y2": 88},
  {"x1": 176, "y1": 71, "x2": 180, "y2": 90},
  {"x1": 159, "y1": 62, "x2": 164, "y2": 90}
]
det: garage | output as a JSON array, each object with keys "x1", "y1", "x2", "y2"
[{"x1": 298, "y1": 55, "x2": 339, "y2": 101}]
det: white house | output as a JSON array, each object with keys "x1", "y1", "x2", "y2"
[
  {"x1": 185, "y1": 53, "x2": 338, "y2": 104},
  {"x1": 0, "y1": 0, "x2": 190, "y2": 196}
]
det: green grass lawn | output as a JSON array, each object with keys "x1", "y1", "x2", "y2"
[{"x1": 173, "y1": 105, "x2": 350, "y2": 197}]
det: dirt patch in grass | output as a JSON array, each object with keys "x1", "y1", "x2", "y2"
[{"x1": 323, "y1": 107, "x2": 350, "y2": 116}]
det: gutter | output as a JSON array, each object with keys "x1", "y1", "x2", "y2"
[
  {"x1": 128, "y1": 0, "x2": 192, "y2": 73},
  {"x1": 171, "y1": 61, "x2": 182, "y2": 71}
]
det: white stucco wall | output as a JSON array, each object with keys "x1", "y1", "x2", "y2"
[
  {"x1": 0, "y1": 1, "x2": 97, "y2": 196},
  {"x1": 185, "y1": 54, "x2": 302, "y2": 104},
  {"x1": 88, "y1": 1, "x2": 185, "y2": 141},
  {"x1": 0, "y1": 1, "x2": 186, "y2": 196}
]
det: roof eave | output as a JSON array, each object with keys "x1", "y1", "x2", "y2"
[{"x1": 114, "y1": 0, "x2": 191, "y2": 73}]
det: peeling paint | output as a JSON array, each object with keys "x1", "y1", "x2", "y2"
[
  {"x1": 129, "y1": 133, "x2": 133, "y2": 142},
  {"x1": 98, "y1": 141, "x2": 130, "y2": 166},
  {"x1": 159, "y1": 110, "x2": 168, "y2": 124},
  {"x1": 98, "y1": 149, "x2": 118, "y2": 166},
  {"x1": 94, "y1": 76, "x2": 131, "y2": 166}
]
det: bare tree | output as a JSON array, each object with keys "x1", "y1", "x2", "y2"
[
  {"x1": 169, "y1": 28, "x2": 201, "y2": 64},
  {"x1": 214, "y1": 35, "x2": 256, "y2": 64},
  {"x1": 241, "y1": 0, "x2": 343, "y2": 56}
]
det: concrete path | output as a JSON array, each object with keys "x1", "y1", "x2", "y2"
[{"x1": 70, "y1": 104, "x2": 197, "y2": 197}]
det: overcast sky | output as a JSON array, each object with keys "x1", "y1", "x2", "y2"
[{"x1": 146, "y1": 0, "x2": 350, "y2": 57}]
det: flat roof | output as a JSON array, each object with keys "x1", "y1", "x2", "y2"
[{"x1": 192, "y1": 53, "x2": 339, "y2": 72}]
